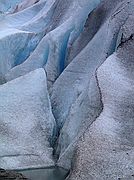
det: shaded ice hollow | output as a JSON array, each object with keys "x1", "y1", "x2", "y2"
[{"x1": 0, "y1": 0, "x2": 134, "y2": 179}]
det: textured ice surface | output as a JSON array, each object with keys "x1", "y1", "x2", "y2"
[
  {"x1": 68, "y1": 8, "x2": 134, "y2": 180},
  {"x1": 51, "y1": 0, "x2": 134, "y2": 171},
  {"x1": 0, "y1": 69, "x2": 56, "y2": 170},
  {"x1": 51, "y1": 0, "x2": 130, "y2": 139}
]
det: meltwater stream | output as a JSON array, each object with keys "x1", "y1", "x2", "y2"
[{"x1": 17, "y1": 167, "x2": 69, "y2": 180}]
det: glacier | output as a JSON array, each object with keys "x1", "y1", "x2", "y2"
[{"x1": 0, "y1": 0, "x2": 134, "y2": 179}]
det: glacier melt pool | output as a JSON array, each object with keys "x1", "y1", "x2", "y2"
[{"x1": 17, "y1": 167, "x2": 69, "y2": 180}]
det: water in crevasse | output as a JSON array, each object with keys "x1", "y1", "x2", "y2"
[{"x1": 18, "y1": 167, "x2": 69, "y2": 180}]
